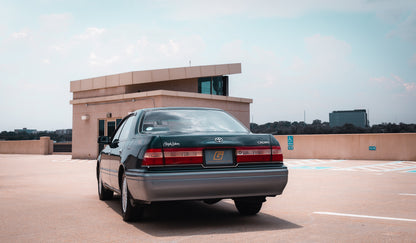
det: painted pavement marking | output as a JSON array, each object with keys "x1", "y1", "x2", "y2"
[
  {"x1": 399, "y1": 193, "x2": 416, "y2": 196},
  {"x1": 334, "y1": 161, "x2": 416, "y2": 173},
  {"x1": 286, "y1": 159, "x2": 416, "y2": 173},
  {"x1": 52, "y1": 158, "x2": 95, "y2": 163},
  {"x1": 285, "y1": 159, "x2": 345, "y2": 167},
  {"x1": 314, "y1": 212, "x2": 416, "y2": 222}
]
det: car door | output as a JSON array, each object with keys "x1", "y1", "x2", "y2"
[{"x1": 107, "y1": 115, "x2": 135, "y2": 190}]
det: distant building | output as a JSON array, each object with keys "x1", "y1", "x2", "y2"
[
  {"x1": 14, "y1": 128, "x2": 37, "y2": 134},
  {"x1": 329, "y1": 109, "x2": 369, "y2": 128},
  {"x1": 56, "y1": 129, "x2": 72, "y2": 135}
]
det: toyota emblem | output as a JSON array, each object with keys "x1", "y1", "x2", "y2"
[{"x1": 214, "y1": 137, "x2": 223, "y2": 143}]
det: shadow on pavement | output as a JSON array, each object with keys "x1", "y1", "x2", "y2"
[{"x1": 105, "y1": 198, "x2": 301, "y2": 237}]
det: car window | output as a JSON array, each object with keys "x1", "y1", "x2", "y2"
[
  {"x1": 141, "y1": 109, "x2": 248, "y2": 134},
  {"x1": 118, "y1": 116, "x2": 134, "y2": 141},
  {"x1": 112, "y1": 121, "x2": 125, "y2": 142}
]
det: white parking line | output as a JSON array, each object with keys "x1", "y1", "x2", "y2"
[
  {"x1": 399, "y1": 193, "x2": 416, "y2": 196},
  {"x1": 334, "y1": 161, "x2": 416, "y2": 173},
  {"x1": 285, "y1": 159, "x2": 345, "y2": 167},
  {"x1": 314, "y1": 212, "x2": 416, "y2": 222}
]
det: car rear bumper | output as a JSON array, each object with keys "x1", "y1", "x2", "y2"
[{"x1": 125, "y1": 166, "x2": 288, "y2": 203}]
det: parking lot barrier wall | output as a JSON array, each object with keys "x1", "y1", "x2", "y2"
[
  {"x1": 275, "y1": 133, "x2": 416, "y2": 161},
  {"x1": 0, "y1": 136, "x2": 53, "y2": 155}
]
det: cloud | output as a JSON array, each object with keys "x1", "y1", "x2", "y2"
[
  {"x1": 370, "y1": 74, "x2": 416, "y2": 94},
  {"x1": 89, "y1": 52, "x2": 120, "y2": 66},
  {"x1": 76, "y1": 27, "x2": 106, "y2": 40},
  {"x1": 387, "y1": 11, "x2": 416, "y2": 43},
  {"x1": 126, "y1": 35, "x2": 206, "y2": 68},
  {"x1": 39, "y1": 13, "x2": 73, "y2": 31},
  {"x1": 159, "y1": 40, "x2": 180, "y2": 57},
  {"x1": 47, "y1": 27, "x2": 107, "y2": 55},
  {"x1": 299, "y1": 34, "x2": 353, "y2": 84},
  {"x1": 11, "y1": 31, "x2": 29, "y2": 39},
  {"x1": 305, "y1": 34, "x2": 352, "y2": 59},
  {"x1": 159, "y1": 0, "x2": 416, "y2": 19}
]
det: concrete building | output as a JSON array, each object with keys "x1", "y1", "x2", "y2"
[
  {"x1": 56, "y1": 129, "x2": 72, "y2": 135},
  {"x1": 329, "y1": 109, "x2": 369, "y2": 128},
  {"x1": 14, "y1": 128, "x2": 37, "y2": 134},
  {"x1": 70, "y1": 63, "x2": 252, "y2": 159}
]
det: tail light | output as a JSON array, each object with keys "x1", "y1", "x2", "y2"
[
  {"x1": 236, "y1": 146, "x2": 272, "y2": 162},
  {"x1": 164, "y1": 148, "x2": 203, "y2": 165},
  {"x1": 236, "y1": 146, "x2": 283, "y2": 163},
  {"x1": 143, "y1": 148, "x2": 164, "y2": 166},
  {"x1": 142, "y1": 148, "x2": 203, "y2": 166},
  {"x1": 271, "y1": 146, "x2": 283, "y2": 162},
  {"x1": 143, "y1": 145, "x2": 283, "y2": 166}
]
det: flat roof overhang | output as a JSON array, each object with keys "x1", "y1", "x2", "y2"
[
  {"x1": 70, "y1": 63, "x2": 242, "y2": 93},
  {"x1": 70, "y1": 90, "x2": 252, "y2": 106}
]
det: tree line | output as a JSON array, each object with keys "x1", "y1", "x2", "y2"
[
  {"x1": 0, "y1": 130, "x2": 72, "y2": 142},
  {"x1": 250, "y1": 120, "x2": 416, "y2": 135},
  {"x1": 1, "y1": 121, "x2": 415, "y2": 141}
]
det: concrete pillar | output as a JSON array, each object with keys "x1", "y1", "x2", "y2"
[{"x1": 39, "y1": 137, "x2": 52, "y2": 155}]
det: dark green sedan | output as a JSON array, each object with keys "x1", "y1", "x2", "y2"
[{"x1": 97, "y1": 107, "x2": 288, "y2": 221}]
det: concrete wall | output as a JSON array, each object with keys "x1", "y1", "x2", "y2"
[
  {"x1": 0, "y1": 137, "x2": 53, "y2": 155},
  {"x1": 275, "y1": 133, "x2": 416, "y2": 161}
]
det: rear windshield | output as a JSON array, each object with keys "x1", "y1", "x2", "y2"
[{"x1": 141, "y1": 109, "x2": 248, "y2": 134}]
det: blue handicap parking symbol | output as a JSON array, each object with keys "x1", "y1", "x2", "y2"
[{"x1": 288, "y1": 136, "x2": 294, "y2": 146}]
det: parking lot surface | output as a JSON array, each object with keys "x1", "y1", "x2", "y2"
[{"x1": 0, "y1": 154, "x2": 415, "y2": 242}]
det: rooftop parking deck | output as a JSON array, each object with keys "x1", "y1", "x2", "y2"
[{"x1": 0, "y1": 154, "x2": 415, "y2": 242}]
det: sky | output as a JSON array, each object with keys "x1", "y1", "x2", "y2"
[{"x1": 1, "y1": 0, "x2": 416, "y2": 131}]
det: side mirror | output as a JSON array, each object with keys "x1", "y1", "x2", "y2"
[
  {"x1": 97, "y1": 136, "x2": 111, "y2": 144},
  {"x1": 109, "y1": 139, "x2": 119, "y2": 148}
]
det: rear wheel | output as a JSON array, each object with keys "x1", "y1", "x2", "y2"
[
  {"x1": 121, "y1": 173, "x2": 143, "y2": 222},
  {"x1": 234, "y1": 197, "x2": 264, "y2": 216},
  {"x1": 98, "y1": 163, "x2": 113, "y2": 200}
]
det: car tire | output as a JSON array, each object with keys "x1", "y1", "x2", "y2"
[
  {"x1": 234, "y1": 198, "x2": 264, "y2": 216},
  {"x1": 98, "y1": 164, "x2": 113, "y2": 200},
  {"x1": 121, "y1": 173, "x2": 143, "y2": 222}
]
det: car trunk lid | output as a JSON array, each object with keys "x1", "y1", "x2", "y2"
[{"x1": 142, "y1": 134, "x2": 283, "y2": 167}]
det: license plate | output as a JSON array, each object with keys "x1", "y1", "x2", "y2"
[{"x1": 204, "y1": 149, "x2": 234, "y2": 166}]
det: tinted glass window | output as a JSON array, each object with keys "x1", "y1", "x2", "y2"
[
  {"x1": 118, "y1": 116, "x2": 134, "y2": 141},
  {"x1": 98, "y1": 120, "x2": 105, "y2": 136},
  {"x1": 112, "y1": 121, "x2": 125, "y2": 142},
  {"x1": 141, "y1": 109, "x2": 248, "y2": 134},
  {"x1": 212, "y1": 76, "x2": 223, "y2": 95},
  {"x1": 198, "y1": 76, "x2": 227, "y2": 95},
  {"x1": 198, "y1": 77, "x2": 211, "y2": 94},
  {"x1": 107, "y1": 121, "x2": 116, "y2": 137}
]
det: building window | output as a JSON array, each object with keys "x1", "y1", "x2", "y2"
[{"x1": 198, "y1": 76, "x2": 228, "y2": 96}]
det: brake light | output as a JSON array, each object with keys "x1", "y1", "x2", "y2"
[
  {"x1": 271, "y1": 146, "x2": 283, "y2": 162},
  {"x1": 142, "y1": 148, "x2": 203, "y2": 166},
  {"x1": 164, "y1": 148, "x2": 203, "y2": 165},
  {"x1": 143, "y1": 145, "x2": 283, "y2": 166},
  {"x1": 143, "y1": 148, "x2": 164, "y2": 166},
  {"x1": 236, "y1": 146, "x2": 271, "y2": 162},
  {"x1": 236, "y1": 146, "x2": 283, "y2": 163}
]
